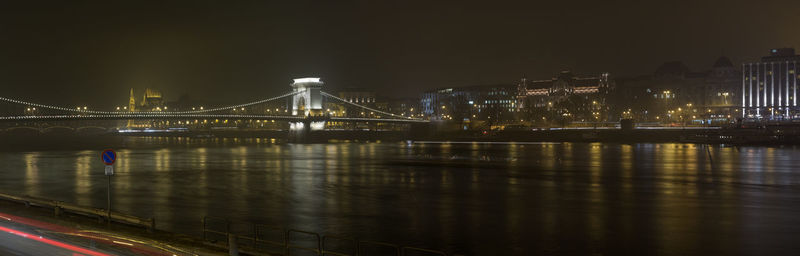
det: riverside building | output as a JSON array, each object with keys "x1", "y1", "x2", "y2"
[{"x1": 742, "y1": 48, "x2": 800, "y2": 119}]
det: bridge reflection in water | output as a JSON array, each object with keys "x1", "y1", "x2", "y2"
[{"x1": 1, "y1": 140, "x2": 799, "y2": 255}]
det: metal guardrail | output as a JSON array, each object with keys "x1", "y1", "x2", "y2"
[
  {"x1": 202, "y1": 216, "x2": 451, "y2": 256},
  {"x1": 323, "y1": 235, "x2": 356, "y2": 256},
  {"x1": 287, "y1": 229, "x2": 321, "y2": 255},
  {"x1": 358, "y1": 240, "x2": 400, "y2": 256},
  {"x1": 402, "y1": 246, "x2": 448, "y2": 256},
  {"x1": 0, "y1": 192, "x2": 155, "y2": 231}
]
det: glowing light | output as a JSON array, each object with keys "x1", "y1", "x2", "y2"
[
  {"x1": 293, "y1": 77, "x2": 321, "y2": 83},
  {"x1": 0, "y1": 226, "x2": 111, "y2": 256}
]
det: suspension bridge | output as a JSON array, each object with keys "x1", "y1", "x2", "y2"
[{"x1": 0, "y1": 78, "x2": 428, "y2": 142}]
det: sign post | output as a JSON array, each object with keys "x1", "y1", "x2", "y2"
[{"x1": 101, "y1": 149, "x2": 116, "y2": 226}]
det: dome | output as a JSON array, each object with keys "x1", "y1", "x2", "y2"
[{"x1": 712, "y1": 57, "x2": 734, "y2": 68}]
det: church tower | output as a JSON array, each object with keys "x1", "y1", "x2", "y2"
[
  {"x1": 127, "y1": 88, "x2": 136, "y2": 128},
  {"x1": 128, "y1": 88, "x2": 136, "y2": 112}
]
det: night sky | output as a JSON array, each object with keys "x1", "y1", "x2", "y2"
[{"x1": 1, "y1": 0, "x2": 798, "y2": 108}]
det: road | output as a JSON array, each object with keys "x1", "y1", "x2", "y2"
[
  {"x1": 0, "y1": 222, "x2": 112, "y2": 256},
  {"x1": 0, "y1": 211, "x2": 197, "y2": 256}
]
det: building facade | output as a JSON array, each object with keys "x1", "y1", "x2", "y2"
[
  {"x1": 742, "y1": 48, "x2": 800, "y2": 119},
  {"x1": 613, "y1": 57, "x2": 741, "y2": 124},
  {"x1": 140, "y1": 88, "x2": 166, "y2": 111},
  {"x1": 420, "y1": 84, "x2": 518, "y2": 123},
  {"x1": 516, "y1": 71, "x2": 613, "y2": 123}
]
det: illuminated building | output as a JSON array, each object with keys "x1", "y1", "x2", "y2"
[
  {"x1": 516, "y1": 71, "x2": 613, "y2": 122},
  {"x1": 420, "y1": 84, "x2": 518, "y2": 123},
  {"x1": 128, "y1": 88, "x2": 136, "y2": 112},
  {"x1": 337, "y1": 89, "x2": 376, "y2": 106},
  {"x1": 517, "y1": 71, "x2": 612, "y2": 108},
  {"x1": 127, "y1": 88, "x2": 136, "y2": 127},
  {"x1": 614, "y1": 58, "x2": 741, "y2": 124},
  {"x1": 742, "y1": 48, "x2": 800, "y2": 119},
  {"x1": 140, "y1": 88, "x2": 166, "y2": 111}
]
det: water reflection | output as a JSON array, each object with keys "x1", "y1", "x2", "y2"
[
  {"x1": 0, "y1": 139, "x2": 799, "y2": 255},
  {"x1": 74, "y1": 151, "x2": 92, "y2": 206},
  {"x1": 24, "y1": 153, "x2": 40, "y2": 196}
]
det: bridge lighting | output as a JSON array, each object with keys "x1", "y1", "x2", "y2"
[
  {"x1": 293, "y1": 77, "x2": 321, "y2": 83},
  {"x1": 116, "y1": 107, "x2": 120, "y2": 110},
  {"x1": 200, "y1": 106, "x2": 204, "y2": 110},
  {"x1": 241, "y1": 108, "x2": 244, "y2": 111},
  {"x1": 83, "y1": 106, "x2": 87, "y2": 110},
  {"x1": 192, "y1": 107, "x2": 196, "y2": 110}
]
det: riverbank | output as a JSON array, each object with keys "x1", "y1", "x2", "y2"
[{"x1": 2, "y1": 126, "x2": 800, "y2": 147}]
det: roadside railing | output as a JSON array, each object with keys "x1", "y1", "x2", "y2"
[
  {"x1": 202, "y1": 216, "x2": 452, "y2": 256},
  {"x1": 0, "y1": 192, "x2": 155, "y2": 232}
]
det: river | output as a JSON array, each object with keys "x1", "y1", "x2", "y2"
[{"x1": 1, "y1": 137, "x2": 799, "y2": 255}]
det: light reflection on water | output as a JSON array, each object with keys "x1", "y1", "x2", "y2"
[{"x1": 1, "y1": 138, "x2": 800, "y2": 255}]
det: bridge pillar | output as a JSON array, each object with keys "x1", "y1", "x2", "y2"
[
  {"x1": 291, "y1": 78, "x2": 324, "y2": 117},
  {"x1": 288, "y1": 116, "x2": 328, "y2": 143}
]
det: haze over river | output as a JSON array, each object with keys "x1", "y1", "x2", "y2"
[{"x1": 2, "y1": 137, "x2": 800, "y2": 255}]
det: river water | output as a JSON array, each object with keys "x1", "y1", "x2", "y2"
[{"x1": 1, "y1": 137, "x2": 799, "y2": 255}]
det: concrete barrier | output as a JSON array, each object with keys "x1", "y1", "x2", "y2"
[{"x1": 0, "y1": 192, "x2": 155, "y2": 232}]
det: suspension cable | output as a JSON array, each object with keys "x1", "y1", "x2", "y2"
[
  {"x1": 320, "y1": 91, "x2": 418, "y2": 120},
  {"x1": 0, "y1": 91, "x2": 300, "y2": 115}
]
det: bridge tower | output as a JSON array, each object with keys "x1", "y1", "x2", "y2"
[
  {"x1": 289, "y1": 78, "x2": 327, "y2": 143},
  {"x1": 290, "y1": 78, "x2": 324, "y2": 116}
]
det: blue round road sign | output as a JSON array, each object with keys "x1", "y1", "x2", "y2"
[{"x1": 101, "y1": 149, "x2": 116, "y2": 165}]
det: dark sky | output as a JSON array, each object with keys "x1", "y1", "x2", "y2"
[{"x1": 1, "y1": 0, "x2": 799, "y2": 108}]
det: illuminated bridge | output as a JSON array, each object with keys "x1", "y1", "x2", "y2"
[{"x1": 0, "y1": 78, "x2": 428, "y2": 142}]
